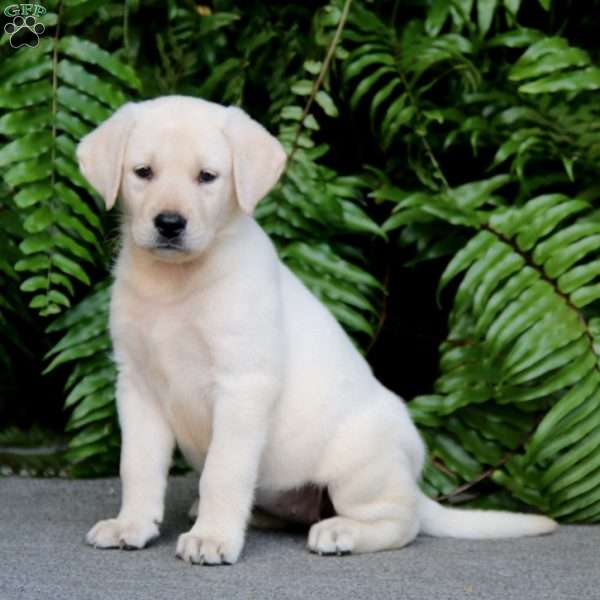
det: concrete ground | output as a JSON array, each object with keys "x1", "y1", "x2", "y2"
[{"x1": 1, "y1": 476, "x2": 598, "y2": 600}]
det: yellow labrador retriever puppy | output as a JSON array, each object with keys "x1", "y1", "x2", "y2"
[{"x1": 77, "y1": 96, "x2": 556, "y2": 565}]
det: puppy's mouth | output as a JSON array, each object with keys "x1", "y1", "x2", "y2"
[
  {"x1": 155, "y1": 241, "x2": 185, "y2": 251},
  {"x1": 139, "y1": 231, "x2": 212, "y2": 260},
  {"x1": 152, "y1": 236, "x2": 187, "y2": 252}
]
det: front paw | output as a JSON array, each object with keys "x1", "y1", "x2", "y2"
[
  {"x1": 86, "y1": 518, "x2": 159, "y2": 550},
  {"x1": 175, "y1": 530, "x2": 243, "y2": 565}
]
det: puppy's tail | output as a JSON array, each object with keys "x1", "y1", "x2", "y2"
[{"x1": 417, "y1": 491, "x2": 558, "y2": 539}]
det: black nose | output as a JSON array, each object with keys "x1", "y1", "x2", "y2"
[{"x1": 154, "y1": 212, "x2": 187, "y2": 239}]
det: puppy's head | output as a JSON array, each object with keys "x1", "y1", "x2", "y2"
[{"x1": 77, "y1": 96, "x2": 286, "y2": 262}]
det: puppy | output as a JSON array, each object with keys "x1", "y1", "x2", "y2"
[{"x1": 77, "y1": 96, "x2": 556, "y2": 565}]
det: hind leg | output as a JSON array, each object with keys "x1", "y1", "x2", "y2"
[{"x1": 308, "y1": 451, "x2": 419, "y2": 555}]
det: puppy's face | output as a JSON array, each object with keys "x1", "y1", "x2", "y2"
[
  {"x1": 77, "y1": 96, "x2": 286, "y2": 263},
  {"x1": 122, "y1": 115, "x2": 235, "y2": 261}
]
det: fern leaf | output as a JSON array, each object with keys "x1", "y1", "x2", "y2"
[
  {"x1": 0, "y1": 17, "x2": 134, "y2": 317},
  {"x1": 384, "y1": 179, "x2": 600, "y2": 520}
]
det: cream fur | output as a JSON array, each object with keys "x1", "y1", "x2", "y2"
[{"x1": 78, "y1": 96, "x2": 557, "y2": 565}]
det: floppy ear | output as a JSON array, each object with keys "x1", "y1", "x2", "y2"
[
  {"x1": 76, "y1": 103, "x2": 136, "y2": 210},
  {"x1": 223, "y1": 106, "x2": 287, "y2": 215}
]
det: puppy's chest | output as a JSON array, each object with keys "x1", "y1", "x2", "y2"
[{"x1": 116, "y1": 297, "x2": 216, "y2": 458}]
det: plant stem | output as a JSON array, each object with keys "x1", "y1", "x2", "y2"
[
  {"x1": 366, "y1": 262, "x2": 391, "y2": 355},
  {"x1": 288, "y1": 0, "x2": 353, "y2": 162},
  {"x1": 435, "y1": 422, "x2": 537, "y2": 502},
  {"x1": 45, "y1": 1, "x2": 63, "y2": 314},
  {"x1": 396, "y1": 68, "x2": 450, "y2": 191},
  {"x1": 123, "y1": 0, "x2": 130, "y2": 64}
]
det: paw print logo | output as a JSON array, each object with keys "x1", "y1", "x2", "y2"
[{"x1": 4, "y1": 15, "x2": 45, "y2": 49}]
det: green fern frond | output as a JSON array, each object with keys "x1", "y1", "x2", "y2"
[
  {"x1": 446, "y1": 33, "x2": 600, "y2": 181},
  {"x1": 0, "y1": 13, "x2": 138, "y2": 317},
  {"x1": 509, "y1": 36, "x2": 600, "y2": 95},
  {"x1": 339, "y1": 3, "x2": 480, "y2": 153},
  {"x1": 44, "y1": 280, "x2": 118, "y2": 477},
  {"x1": 0, "y1": 183, "x2": 33, "y2": 374},
  {"x1": 384, "y1": 181, "x2": 600, "y2": 521}
]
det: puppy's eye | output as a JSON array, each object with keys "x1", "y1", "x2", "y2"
[
  {"x1": 198, "y1": 170, "x2": 217, "y2": 184},
  {"x1": 134, "y1": 166, "x2": 153, "y2": 180}
]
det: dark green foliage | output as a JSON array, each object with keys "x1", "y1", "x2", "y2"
[
  {"x1": 385, "y1": 185, "x2": 600, "y2": 520},
  {"x1": 1, "y1": 0, "x2": 600, "y2": 520},
  {"x1": 0, "y1": 182, "x2": 33, "y2": 398},
  {"x1": 0, "y1": 4, "x2": 140, "y2": 316},
  {"x1": 44, "y1": 282, "x2": 117, "y2": 476}
]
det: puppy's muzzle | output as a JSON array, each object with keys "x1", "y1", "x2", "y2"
[{"x1": 154, "y1": 211, "x2": 187, "y2": 245}]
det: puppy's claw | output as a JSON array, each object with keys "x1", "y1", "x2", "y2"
[
  {"x1": 308, "y1": 517, "x2": 357, "y2": 556},
  {"x1": 86, "y1": 518, "x2": 158, "y2": 550},
  {"x1": 122, "y1": 543, "x2": 139, "y2": 551},
  {"x1": 176, "y1": 531, "x2": 242, "y2": 565}
]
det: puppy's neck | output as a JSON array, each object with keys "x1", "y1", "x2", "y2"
[{"x1": 114, "y1": 212, "x2": 253, "y2": 300}]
